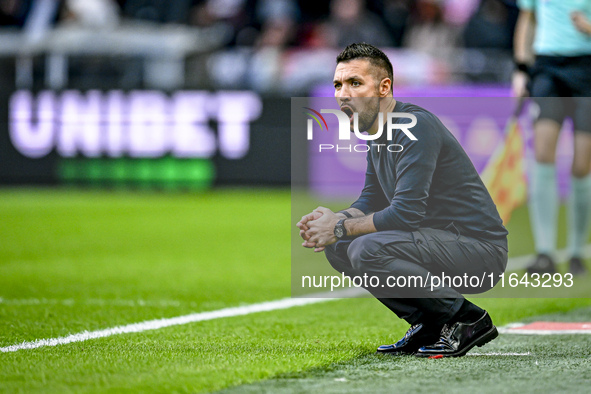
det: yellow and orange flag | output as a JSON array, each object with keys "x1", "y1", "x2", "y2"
[{"x1": 480, "y1": 99, "x2": 528, "y2": 225}]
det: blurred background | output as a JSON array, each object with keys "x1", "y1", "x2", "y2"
[{"x1": 0, "y1": 0, "x2": 521, "y2": 189}]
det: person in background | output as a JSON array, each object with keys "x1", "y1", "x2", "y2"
[
  {"x1": 0, "y1": 0, "x2": 32, "y2": 27},
  {"x1": 61, "y1": 0, "x2": 120, "y2": 29},
  {"x1": 322, "y1": 0, "x2": 393, "y2": 48},
  {"x1": 513, "y1": 0, "x2": 591, "y2": 275},
  {"x1": 402, "y1": 0, "x2": 460, "y2": 57}
]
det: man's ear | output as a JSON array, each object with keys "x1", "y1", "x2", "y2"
[{"x1": 379, "y1": 78, "x2": 392, "y2": 97}]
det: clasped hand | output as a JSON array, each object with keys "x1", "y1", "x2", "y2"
[{"x1": 295, "y1": 207, "x2": 339, "y2": 253}]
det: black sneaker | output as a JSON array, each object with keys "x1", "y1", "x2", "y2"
[
  {"x1": 569, "y1": 257, "x2": 587, "y2": 276},
  {"x1": 376, "y1": 323, "x2": 442, "y2": 356},
  {"x1": 415, "y1": 311, "x2": 498, "y2": 358},
  {"x1": 526, "y1": 253, "x2": 556, "y2": 275}
]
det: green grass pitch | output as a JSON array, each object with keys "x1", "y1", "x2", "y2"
[{"x1": 0, "y1": 188, "x2": 590, "y2": 393}]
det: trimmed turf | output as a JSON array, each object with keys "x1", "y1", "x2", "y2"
[
  {"x1": 1, "y1": 188, "x2": 590, "y2": 393},
  {"x1": 0, "y1": 188, "x2": 290, "y2": 347},
  {"x1": 218, "y1": 307, "x2": 591, "y2": 394}
]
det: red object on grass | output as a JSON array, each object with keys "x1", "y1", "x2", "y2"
[{"x1": 428, "y1": 355, "x2": 444, "y2": 359}]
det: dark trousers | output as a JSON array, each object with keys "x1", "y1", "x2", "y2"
[
  {"x1": 324, "y1": 227, "x2": 507, "y2": 326},
  {"x1": 529, "y1": 55, "x2": 591, "y2": 132}
]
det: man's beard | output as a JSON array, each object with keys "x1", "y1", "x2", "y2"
[{"x1": 354, "y1": 97, "x2": 381, "y2": 132}]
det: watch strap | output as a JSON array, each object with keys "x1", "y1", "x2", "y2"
[{"x1": 338, "y1": 210, "x2": 353, "y2": 218}]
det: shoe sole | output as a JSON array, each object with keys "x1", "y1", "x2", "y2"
[
  {"x1": 375, "y1": 350, "x2": 415, "y2": 356},
  {"x1": 416, "y1": 326, "x2": 499, "y2": 358},
  {"x1": 375, "y1": 347, "x2": 420, "y2": 356}
]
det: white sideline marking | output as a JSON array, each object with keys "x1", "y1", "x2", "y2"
[
  {"x1": 0, "y1": 288, "x2": 365, "y2": 353},
  {"x1": 467, "y1": 352, "x2": 531, "y2": 356},
  {"x1": 1, "y1": 246, "x2": 589, "y2": 353},
  {"x1": 0, "y1": 298, "x2": 185, "y2": 307}
]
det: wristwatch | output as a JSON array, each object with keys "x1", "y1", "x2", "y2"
[{"x1": 334, "y1": 219, "x2": 348, "y2": 239}]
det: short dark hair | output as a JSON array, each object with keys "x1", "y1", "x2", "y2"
[{"x1": 336, "y1": 43, "x2": 394, "y2": 92}]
